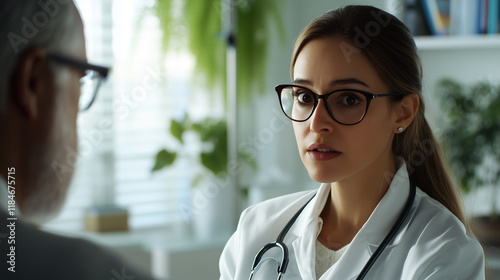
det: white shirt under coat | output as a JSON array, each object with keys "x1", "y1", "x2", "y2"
[{"x1": 219, "y1": 163, "x2": 485, "y2": 279}]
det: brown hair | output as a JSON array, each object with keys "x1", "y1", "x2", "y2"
[{"x1": 291, "y1": 5, "x2": 466, "y2": 224}]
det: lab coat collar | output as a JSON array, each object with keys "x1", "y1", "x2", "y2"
[{"x1": 288, "y1": 163, "x2": 413, "y2": 279}]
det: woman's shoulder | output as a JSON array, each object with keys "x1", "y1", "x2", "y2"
[
  {"x1": 412, "y1": 187, "x2": 480, "y2": 245},
  {"x1": 404, "y1": 189, "x2": 485, "y2": 279}
]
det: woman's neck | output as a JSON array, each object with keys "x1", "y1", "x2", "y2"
[{"x1": 318, "y1": 156, "x2": 397, "y2": 250}]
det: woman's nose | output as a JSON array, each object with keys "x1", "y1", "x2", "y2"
[{"x1": 309, "y1": 99, "x2": 334, "y2": 133}]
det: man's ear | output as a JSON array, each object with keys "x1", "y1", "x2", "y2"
[
  {"x1": 10, "y1": 47, "x2": 50, "y2": 120},
  {"x1": 394, "y1": 93, "x2": 419, "y2": 132}
]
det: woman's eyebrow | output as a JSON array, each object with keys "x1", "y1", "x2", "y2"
[
  {"x1": 292, "y1": 78, "x2": 370, "y2": 88},
  {"x1": 331, "y1": 78, "x2": 369, "y2": 88}
]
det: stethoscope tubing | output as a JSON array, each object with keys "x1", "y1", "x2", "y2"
[{"x1": 356, "y1": 179, "x2": 416, "y2": 279}]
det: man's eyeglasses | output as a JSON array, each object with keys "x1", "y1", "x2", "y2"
[
  {"x1": 275, "y1": 84, "x2": 402, "y2": 125},
  {"x1": 47, "y1": 53, "x2": 110, "y2": 111}
]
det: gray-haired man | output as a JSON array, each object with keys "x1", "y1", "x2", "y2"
[{"x1": 0, "y1": 1, "x2": 155, "y2": 279}]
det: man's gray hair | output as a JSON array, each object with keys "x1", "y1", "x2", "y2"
[{"x1": 0, "y1": 0, "x2": 82, "y2": 112}]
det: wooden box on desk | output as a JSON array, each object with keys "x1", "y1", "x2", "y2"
[{"x1": 84, "y1": 205, "x2": 129, "y2": 232}]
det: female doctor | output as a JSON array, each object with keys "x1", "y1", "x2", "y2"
[{"x1": 219, "y1": 5, "x2": 485, "y2": 280}]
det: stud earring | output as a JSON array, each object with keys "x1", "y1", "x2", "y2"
[{"x1": 398, "y1": 127, "x2": 404, "y2": 132}]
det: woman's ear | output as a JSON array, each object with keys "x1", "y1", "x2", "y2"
[
  {"x1": 10, "y1": 47, "x2": 49, "y2": 120},
  {"x1": 394, "y1": 93, "x2": 419, "y2": 133}
]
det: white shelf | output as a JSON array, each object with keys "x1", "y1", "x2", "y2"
[{"x1": 415, "y1": 35, "x2": 500, "y2": 51}]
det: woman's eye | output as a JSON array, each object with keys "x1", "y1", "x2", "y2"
[
  {"x1": 296, "y1": 92, "x2": 314, "y2": 104},
  {"x1": 341, "y1": 93, "x2": 361, "y2": 106}
]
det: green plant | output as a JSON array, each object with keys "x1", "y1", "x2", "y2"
[
  {"x1": 152, "y1": 115, "x2": 228, "y2": 181},
  {"x1": 439, "y1": 78, "x2": 500, "y2": 218},
  {"x1": 152, "y1": 115, "x2": 257, "y2": 187},
  {"x1": 154, "y1": 0, "x2": 285, "y2": 104}
]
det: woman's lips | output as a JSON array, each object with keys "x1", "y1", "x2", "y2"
[
  {"x1": 307, "y1": 150, "x2": 341, "y2": 161},
  {"x1": 307, "y1": 144, "x2": 341, "y2": 161}
]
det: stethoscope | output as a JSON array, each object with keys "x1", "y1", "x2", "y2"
[{"x1": 248, "y1": 178, "x2": 417, "y2": 280}]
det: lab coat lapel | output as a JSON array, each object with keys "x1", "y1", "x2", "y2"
[
  {"x1": 287, "y1": 183, "x2": 331, "y2": 279},
  {"x1": 320, "y1": 163, "x2": 413, "y2": 279}
]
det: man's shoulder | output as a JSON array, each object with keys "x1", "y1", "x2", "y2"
[
  {"x1": 2, "y1": 216, "x2": 154, "y2": 279},
  {"x1": 16, "y1": 220, "x2": 108, "y2": 255}
]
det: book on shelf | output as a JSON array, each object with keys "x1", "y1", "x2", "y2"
[
  {"x1": 421, "y1": 0, "x2": 450, "y2": 35},
  {"x1": 404, "y1": 0, "x2": 500, "y2": 36},
  {"x1": 489, "y1": 0, "x2": 500, "y2": 34},
  {"x1": 404, "y1": 0, "x2": 432, "y2": 35}
]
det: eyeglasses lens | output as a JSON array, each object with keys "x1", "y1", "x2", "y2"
[{"x1": 79, "y1": 70, "x2": 100, "y2": 111}]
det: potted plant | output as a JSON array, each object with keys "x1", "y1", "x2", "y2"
[
  {"x1": 152, "y1": 115, "x2": 233, "y2": 239},
  {"x1": 438, "y1": 78, "x2": 500, "y2": 245},
  {"x1": 152, "y1": 115, "x2": 228, "y2": 178}
]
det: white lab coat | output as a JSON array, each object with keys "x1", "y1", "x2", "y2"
[
  {"x1": 0, "y1": 179, "x2": 155, "y2": 280},
  {"x1": 220, "y1": 163, "x2": 485, "y2": 279}
]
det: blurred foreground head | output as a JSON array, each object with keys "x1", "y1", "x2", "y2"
[{"x1": 0, "y1": 0, "x2": 85, "y2": 224}]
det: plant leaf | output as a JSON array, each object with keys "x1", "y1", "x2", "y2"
[
  {"x1": 155, "y1": 0, "x2": 175, "y2": 49},
  {"x1": 170, "y1": 119, "x2": 185, "y2": 143},
  {"x1": 201, "y1": 151, "x2": 226, "y2": 176},
  {"x1": 152, "y1": 149, "x2": 177, "y2": 172}
]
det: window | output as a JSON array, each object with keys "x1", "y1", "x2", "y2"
[{"x1": 44, "y1": 0, "x2": 211, "y2": 231}]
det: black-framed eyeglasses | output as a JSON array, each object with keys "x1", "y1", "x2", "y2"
[
  {"x1": 275, "y1": 84, "x2": 402, "y2": 125},
  {"x1": 47, "y1": 53, "x2": 111, "y2": 111}
]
